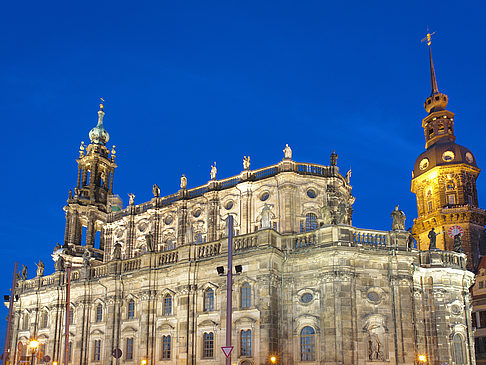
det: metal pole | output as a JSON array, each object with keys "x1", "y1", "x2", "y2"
[
  {"x1": 3, "y1": 262, "x2": 17, "y2": 365},
  {"x1": 226, "y1": 215, "x2": 234, "y2": 365},
  {"x1": 64, "y1": 265, "x2": 71, "y2": 365}
]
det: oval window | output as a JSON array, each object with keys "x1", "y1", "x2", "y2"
[
  {"x1": 442, "y1": 150, "x2": 455, "y2": 162},
  {"x1": 260, "y1": 192, "x2": 270, "y2": 201},
  {"x1": 225, "y1": 201, "x2": 234, "y2": 210},
  {"x1": 193, "y1": 209, "x2": 201, "y2": 218},
  {"x1": 465, "y1": 152, "x2": 474, "y2": 164},
  {"x1": 301, "y1": 293, "x2": 313, "y2": 303},
  {"x1": 307, "y1": 189, "x2": 317, "y2": 199},
  {"x1": 367, "y1": 291, "x2": 381, "y2": 303},
  {"x1": 419, "y1": 158, "x2": 429, "y2": 170},
  {"x1": 164, "y1": 215, "x2": 173, "y2": 225}
]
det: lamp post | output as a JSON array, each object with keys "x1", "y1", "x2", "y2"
[
  {"x1": 29, "y1": 339, "x2": 39, "y2": 365},
  {"x1": 270, "y1": 355, "x2": 277, "y2": 364},
  {"x1": 417, "y1": 354, "x2": 427, "y2": 364}
]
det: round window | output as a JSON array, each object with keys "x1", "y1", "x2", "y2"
[
  {"x1": 451, "y1": 304, "x2": 461, "y2": 315},
  {"x1": 465, "y1": 152, "x2": 474, "y2": 164},
  {"x1": 225, "y1": 201, "x2": 234, "y2": 210},
  {"x1": 164, "y1": 215, "x2": 173, "y2": 225},
  {"x1": 301, "y1": 293, "x2": 313, "y2": 303},
  {"x1": 260, "y1": 192, "x2": 270, "y2": 201},
  {"x1": 442, "y1": 150, "x2": 455, "y2": 162},
  {"x1": 419, "y1": 158, "x2": 429, "y2": 170},
  {"x1": 193, "y1": 209, "x2": 201, "y2": 218},
  {"x1": 307, "y1": 189, "x2": 317, "y2": 199}
]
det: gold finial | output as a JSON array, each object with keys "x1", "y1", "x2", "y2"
[
  {"x1": 100, "y1": 98, "x2": 105, "y2": 110},
  {"x1": 421, "y1": 30, "x2": 436, "y2": 46}
]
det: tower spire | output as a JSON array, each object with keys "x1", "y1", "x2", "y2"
[
  {"x1": 428, "y1": 41, "x2": 439, "y2": 95},
  {"x1": 422, "y1": 31, "x2": 448, "y2": 114}
]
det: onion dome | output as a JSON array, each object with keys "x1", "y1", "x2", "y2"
[{"x1": 89, "y1": 103, "x2": 110, "y2": 145}]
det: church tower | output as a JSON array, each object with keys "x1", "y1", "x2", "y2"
[
  {"x1": 411, "y1": 34, "x2": 486, "y2": 269},
  {"x1": 61, "y1": 102, "x2": 117, "y2": 265}
]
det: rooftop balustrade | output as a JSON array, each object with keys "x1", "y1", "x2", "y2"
[
  {"x1": 14, "y1": 225, "x2": 466, "y2": 293},
  {"x1": 109, "y1": 160, "x2": 342, "y2": 221}
]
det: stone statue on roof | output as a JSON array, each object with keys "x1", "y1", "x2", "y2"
[
  {"x1": 391, "y1": 205, "x2": 406, "y2": 231},
  {"x1": 36, "y1": 260, "x2": 44, "y2": 277},
  {"x1": 153, "y1": 184, "x2": 160, "y2": 198},
  {"x1": 21, "y1": 265, "x2": 27, "y2": 280},
  {"x1": 454, "y1": 233, "x2": 464, "y2": 253},
  {"x1": 283, "y1": 144, "x2": 292, "y2": 159},
  {"x1": 243, "y1": 156, "x2": 251, "y2": 170},
  {"x1": 210, "y1": 162, "x2": 217, "y2": 180},
  {"x1": 128, "y1": 193, "x2": 135, "y2": 206},
  {"x1": 180, "y1": 174, "x2": 187, "y2": 189}
]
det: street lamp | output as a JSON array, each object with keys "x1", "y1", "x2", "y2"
[
  {"x1": 270, "y1": 355, "x2": 277, "y2": 364},
  {"x1": 418, "y1": 354, "x2": 427, "y2": 364},
  {"x1": 141, "y1": 359, "x2": 147, "y2": 365},
  {"x1": 29, "y1": 340, "x2": 39, "y2": 365}
]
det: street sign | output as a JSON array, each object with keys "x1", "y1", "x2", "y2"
[
  {"x1": 112, "y1": 348, "x2": 122, "y2": 359},
  {"x1": 221, "y1": 346, "x2": 233, "y2": 358}
]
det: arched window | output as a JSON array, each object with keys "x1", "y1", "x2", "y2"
[
  {"x1": 23, "y1": 314, "x2": 29, "y2": 330},
  {"x1": 69, "y1": 308, "x2": 74, "y2": 324},
  {"x1": 300, "y1": 326, "x2": 316, "y2": 361},
  {"x1": 96, "y1": 304, "x2": 103, "y2": 322},
  {"x1": 163, "y1": 294, "x2": 172, "y2": 316},
  {"x1": 438, "y1": 122, "x2": 445, "y2": 133},
  {"x1": 241, "y1": 283, "x2": 251, "y2": 309},
  {"x1": 305, "y1": 213, "x2": 318, "y2": 232},
  {"x1": 453, "y1": 333, "x2": 465, "y2": 364},
  {"x1": 203, "y1": 332, "x2": 214, "y2": 358},
  {"x1": 164, "y1": 240, "x2": 174, "y2": 251},
  {"x1": 127, "y1": 299, "x2": 135, "y2": 319},
  {"x1": 240, "y1": 330, "x2": 252, "y2": 356},
  {"x1": 40, "y1": 311, "x2": 48, "y2": 328},
  {"x1": 195, "y1": 233, "x2": 204, "y2": 244},
  {"x1": 161, "y1": 335, "x2": 171, "y2": 359},
  {"x1": 204, "y1": 288, "x2": 214, "y2": 312}
]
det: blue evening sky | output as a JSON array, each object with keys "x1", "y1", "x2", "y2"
[{"x1": 1, "y1": 0, "x2": 485, "y2": 347}]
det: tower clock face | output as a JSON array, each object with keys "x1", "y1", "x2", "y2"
[{"x1": 447, "y1": 225, "x2": 464, "y2": 238}]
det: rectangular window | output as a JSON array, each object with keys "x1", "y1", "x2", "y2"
[
  {"x1": 162, "y1": 335, "x2": 171, "y2": 359},
  {"x1": 241, "y1": 284, "x2": 251, "y2": 308},
  {"x1": 447, "y1": 194, "x2": 456, "y2": 205},
  {"x1": 68, "y1": 342, "x2": 72, "y2": 362},
  {"x1": 427, "y1": 201, "x2": 433, "y2": 212},
  {"x1": 203, "y1": 332, "x2": 214, "y2": 358},
  {"x1": 240, "y1": 330, "x2": 252, "y2": 357},
  {"x1": 126, "y1": 338, "x2": 134, "y2": 360},
  {"x1": 94, "y1": 340, "x2": 101, "y2": 361},
  {"x1": 38, "y1": 344, "x2": 46, "y2": 360},
  {"x1": 480, "y1": 281, "x2": 484, "y2": 289},
  {"x1": 472, "y1": 313, "x2": 478, "y2": 328},
  {"x1": 480, "y1": 311, "x2": 486, "y2": 328},
  {"x1": 468, "y1": 195, "x2": 474, "y2": 206},
  {"x1": 204, "y1": 289, "x2": 214, "y2": 312}
]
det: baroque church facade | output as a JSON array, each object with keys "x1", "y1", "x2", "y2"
[{"x1": 5, "y1": 40, "x2": 480, "y2": 365}]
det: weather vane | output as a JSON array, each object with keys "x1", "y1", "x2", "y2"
[
  {"x1": 100, "y1": 97, "x2": 105, "y2": 110},
  {"x1": 421, "y1": 29, "x2": 436, "y2": 46}
]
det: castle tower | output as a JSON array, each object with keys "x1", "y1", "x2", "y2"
[
  {"x1": 411, "y1": 34, "x2": 486, "y2": 269},
  {"x1": 61, "y1": 102, "x2": 117, "y2": 265}
]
